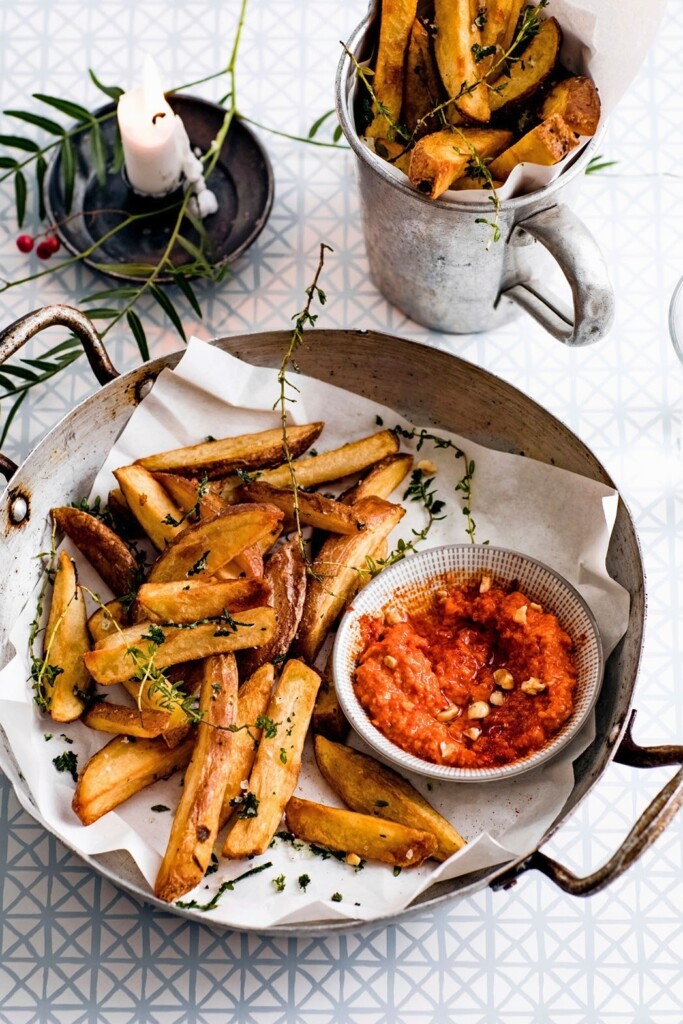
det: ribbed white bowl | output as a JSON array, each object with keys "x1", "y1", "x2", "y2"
[{"x1": 333, "y1": 545, "x2": 604, "y2": 782}]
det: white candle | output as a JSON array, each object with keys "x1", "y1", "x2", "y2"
[{"x1": 117, "y1": 56, "x2": 182, "y2": 196}]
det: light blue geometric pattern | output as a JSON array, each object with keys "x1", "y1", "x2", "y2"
[{"x1": 1, "y1": 0, "x2": 683, "y2": 1020}]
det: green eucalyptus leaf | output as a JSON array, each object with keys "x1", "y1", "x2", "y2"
[
  {"x1": 35, "y1": 155, "x2": 47, "y2": 220},
  {"x1": 127, "y1": 310, "x2": 149, "y2": 361},
  {"x1": 0, "y1": 392, "x2": 28, "y2": 447},
  {"x1": 333, "y1": 123, "x2": 343, "y2": 143},
  {"x1": 14, "y1": 170, "x2": 27, "y2": 227},
  {"x1": 308, "y1": 109, "x2": 335, "y2": 139},
  {"x1": 81, "y1": 307, "x2": 120, "y2": 319},
  {"x1": 90, "y1": 122, "x2": 107, "y2": 187},
  {"x1": 91, "y1": 262, "x2": 156, "y2": 276},
  {"x1": 0, "y1": 134, "x2": 40, "y2": 152},
  {"x1": 88, "y1": 69, "x2": 124, "y2": 101},
  {"x1": 60, "y1": 135, "x2": 76, "y2": 212},
  {"x1": 0, "y1": 156, "x2": 18, "y2": 168},
  {"x1": 33, "y1": 94, "x2": 92, "y2": 123},
  {"x1": 175, "y1": 234, "x2": 206, "y2": 264},
  {"x1": 5, "y1": 109, "x2": 64, "y2": 135},
  {"x1": 150, "y1": 284, "x2": 187, "y2": 341},
  {"x1": 172, "y1": 272, "x2": 202, "y2": 317},
  {"x1": 0, "y1": 361, "x2": 37, "y2": 382},
  {"x1": 85, "y1": 286, "x2": 139, "y2": 302}
]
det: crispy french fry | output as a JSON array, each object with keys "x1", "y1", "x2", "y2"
[
  {"x1": 136, "y1": 577, "x2": 271, "y2": 624},
  {"x1": 312, "y1": 656, "x2": 348, "y2": 743},
  {"x1": 314, "y1": 736, "x2": 466, "y2": 860},
  {"x1": 42, "y1": 551, "x2": 91, "y2": 722},
  {"x1": 285, "y1": 796, "x2": 438, "y2": 867},
  {"x1": 339, "y1": 453, "x2": 413, "y2": 504},
  {"x1": 51, "y1": 506, "x2": 139, "y2": 596},
  {"x1": 72, "y1": 733, "x2": 195, "y2": 825},
  {"x1": 365, "y1": 0, "x2": 419, "y2": 139},
  {"x1": 251, "y1": 430, "x2": 400, "y2": 491},
  {"x1": 238, "y1": 480, "x2": 368, "y2": 535},
  {"x1": 218, "y1": 663, "x2": 275, "y2": 828},
  {"x1": 408, "y1": 128, "x2": 512, "y2": 200},
  {"x1": 83, "y1": 702, "x2": 171, "y2": 738},
  {"x1": 433, "y1": 0, "x2": 490, "y2": 124},
  {"x1": 488, "y1": 113, "x2": 580, "y2": 180},
  {"x1": 374, "y1": 138, "x2": 412, "y2": 175},
  {"x1": 541, "y1": 75, "x2": 601, "y2": 136},
  {"x1": 114, "y1": 465, "x2": 185, "y2": 551},
  {"x1": 147, "y1": 506, "x2": 282, "y2": 584},
  {"x1": 83, "y1": 608, "x2": 276, "y2": 685},
  {"x1": 136, "y1": 423, "x2": 323, "y2": 478},
  {"x1": 494, "y1": 0, "x2": 527, "y2": 57},
  {"x1": 479, "y1": 0, "x2": 525, "y2": 73},
  {"x1": 155, "y1": 654, "x2": 239, "y2": 902},
  {"x1": 239, "y1": 538, "x2": 307, "y2": 677},
  {"x1": 88, "y1": 599, "x2": 126, "y2": 644},
  {"x1": 403, "y1": 18, "x2": 441, "y2": 136},
  {"x1": 222, "y1": 659, "x2": 320, "y2": 858},
  {"x1": 295, "y1": 497, "x2": 405, "y2": 664},
  {"x1": 488, "y1": 18, "x2": 561, "y2": 113},
  {"x1": 122, "y1": 673, "x2": 193, "y2": 747}
]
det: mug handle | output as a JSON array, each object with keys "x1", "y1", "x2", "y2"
[{"x1": 500, "y1": 203, "x2": 615, "y2": 347}]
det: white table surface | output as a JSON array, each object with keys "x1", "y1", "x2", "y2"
[{"x1": 0, "y1": 1, "x2": 682, "y2": 1020}]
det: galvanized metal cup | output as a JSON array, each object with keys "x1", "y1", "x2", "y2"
[{"x1": 335, "y1": 16, "x2": 615, "y2": 345}]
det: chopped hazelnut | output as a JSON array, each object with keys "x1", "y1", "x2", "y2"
[
  {"x1": 467, "y1": 701, "x2": 490, "y2": 720},
  {"x1": 490, "y1": 691, "x2": 505, "y2": 706},
  {"x1": 521, "y1": 677, "x2": 546, "y2": 695},
  {"x1": 513, "y1": 604, "x2": 528, "y2": 625},
  {"x1": 463, "y1": 726, "x2": 481, "y2": 741},
  {"x1": 436, "y1": 704, "x2": 461, "y2": 723},
  {"x1": 493, "y1": 668, "x2": 515, "y2": 690},
  {"x1": 479, "y1": 575, "x2": 492, "y2": 594},
  {"x1": 383, "y1": 655, "x2": 398, "y2": 669}
]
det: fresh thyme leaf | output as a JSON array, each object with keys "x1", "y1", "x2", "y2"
[
  {"x1": 375, "y1": 799, "x2": 389, "y2": 807},
  {"x1": 162, "y1": 476, "x2": 208, "y2": 527},
  {"x1": 175, "y1": 861, "x2": 273, "y2": 911},
  {"x1": 298, "y1": 873, "x2": 311, "y2": 892},
  {"x1": 229, "y1": 790, "x2": 260, "y2": 819},
  {"x1": 151, "y1": 804, "x2": 170, "y2": 813},
  {"x1": 52, "y1": 750, "x2": 78, "y2": 782},
  {"x1": 204, "y1": 853, "x2": 219, "y2": 876},
  {"x1": 279, "y1": 747, "x2": 288, "y2": 764},
  {"x1": 331, "y1": 892, "x2": 343, "y2": 903},
  {"x1": 272, "y1": 873, "x2": 286, "y2": 892},
  {"x1": 141, "y1": 624, "x2": 166, "y2": 646},
  {"x1": 43, "y1": 733, "x2": 53, "y2": 741},
  {"x1": 255, "y1": 714, "x2": 278, "y2": 739},
  {"x1": 187, "y1": 551, "x2": 210, "y2": 577},
  {"x1": 393, "y1": 866, "x2": 402, "y2": 877},
  {"x1": 471, "y1": 43, "x2": 496, "y2": 63}
]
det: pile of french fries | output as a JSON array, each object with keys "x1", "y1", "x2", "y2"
[
  {"x1": 363, "y1": 0, "x2": 601, "y2": 200},
  {"x1": 40, "y1": 421, "x2": 466, "y2": 903}
]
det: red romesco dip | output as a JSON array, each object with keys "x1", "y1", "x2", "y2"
[{"x1": 354, "y1": 580, "x2": 578, "y2": 769}]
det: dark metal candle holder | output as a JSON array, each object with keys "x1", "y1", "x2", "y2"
[{"x1": 45, "y1": 95, "x2": 274, "y2": 283}]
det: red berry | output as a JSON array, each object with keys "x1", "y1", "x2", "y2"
[
  {"x1": 16, "y1": 234, "x2": 34, "y2": 253},
  {"x1": 45, "y1": 234, "x2": 60, "y2": 254},
  {"x1": 36, "y1": 241, "x2": 53, "y2": 260}
]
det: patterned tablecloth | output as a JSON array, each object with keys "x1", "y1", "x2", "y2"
[{"x1": 1, "y1": 1, "x2": 682, "y2": 1021}]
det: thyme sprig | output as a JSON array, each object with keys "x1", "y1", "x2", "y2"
[{"x1": 28, "y1": 524, "x2": 61, "y2": 710}]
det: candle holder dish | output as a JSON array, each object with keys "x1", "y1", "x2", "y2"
[{"x1": 45, "y1": 95, "x2": 274, "y2": 283}]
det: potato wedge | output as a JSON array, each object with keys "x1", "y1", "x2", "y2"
[
  {"x1": 218, "y1": 663, "x2": 275, "y2": 828},
  {"x1": 312, "y1": 657, "x2": 348, "y2": 743},
  {"x1": 83, "y1": 607, "x2": 276, "y2": 685},
  {"x1": 365, "y1": 0, "x2": 418, "y2": 139},
  {"x1": 494, "y1": 0, "x2": 527, "y2": 57},
  {"x1": 122, "y1": 674, "x2": 193, "y2": 747},
  {"x1": 314, "y1": 736, "x2": 465, "y2": 860},
  {"x1": 295, "y1": 497, "x2": 405, "y2": 664},
  {"x1": 252, "y1": 430, "x2": 400, "y2": 491},
  {"x1": 374, "y1": 138, "x2": 412, "y2": 176},
  {"x1": 285, "y1": 796, "x2": 437, "y2": 867},
  {"x1": 451, "y1": 174, "x2": 504, "y2": 191},
  {"x1": 433, "y1": 0, "x2": 490, "y2": 123},
  {"x1": 136, "y1": 423, "x2": 323, "y2": 479},
  {"x1": 51, "y1": 506, "x2": 140, "y2": 597},
  {"x1": 72, "y1": 733, "x2": 195, "y2": 825},
  {"x1": 222, "y1": 659, "x2": 320, "y2": 858},
  {"x1": 408, "y1": 127, "x2": 513, "y2": 199},
  {"x1": 42, "y1": 551, "x2": 91, "y2": 722},
  {"x1": 238, "y1": 480, "x2": 367, "y2": 535},
  {"x1": 239, "y1": 538, "x2": 307, "y2": 678},
  {"x1": 88, "y1": 599, "x2": 126, "y2": 644},
  {"x1": 541, "y1": 76, "x2": 601, "y2": 136},
  {"x1": 147, "y1": 506, "x2": 282, "y2": 584},
  {"x1": 136, "y1": 577, "x2": 271, "y2": 624},
  {"x1": 403, "y1": 18, "x2": 441, "y2": 136},
  {"x1": 155, "y1": 654, "x2": 239, "y2": 902},
  {"x1": 489, "y1": 18, "x2": 561, "y2": 113},
  {"x1": 113, "y1": 465, "x2": 185, "y2": 551},
  {"x1": 488, "y1": 113, "x2": 579, "y2": 179},
  {"x1": 107, "y1": 486, "x2": 142, "y2": 537},
  {"x1": 83, "y1": 701, "x2": 171, "y2": 738},
  {"x1": 339, "y1": 453, "x2": 413, "y2": 504}
]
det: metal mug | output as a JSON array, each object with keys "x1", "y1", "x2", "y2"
[{"x1": 335, "y1": 16, "x2": 615, "y2": 345}]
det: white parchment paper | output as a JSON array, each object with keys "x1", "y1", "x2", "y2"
[
  {"x1": 355, "y1": 0, "x2": 667, "y2": 201},
  {"x1": 0, "y1": 339, "x2": 630, "y2": 926}
]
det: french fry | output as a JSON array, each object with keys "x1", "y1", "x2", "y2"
[
  {"x1": 238, "y1": 480, "x2": 368, "y2": 535},
  {"x1": 122, "y1": 673, "x2": 193, "y2": 748},
  {"x1": 408, "y1": 128, "x2": 512, "y2": 200},
  {"x1": 88, "y1": 599, "x2": 126, "y2": 644},
  {"x1": 541, "y1": 76, "x2": 601, "y2": 136},
  {"x1": 251, "y1": 430, "x2": 400, "y2": 491},
  {"x1": 494, "y1": 0, "x2": 527, "y2": 57},
  {"x1": 295, "y1": 497, "x2": 405, "y2": 664},
  {"x1": 285, "y1": 796, "x2": 438, "y2": 867},
  {"x1": 113, "y1": 465, "x2": 185, "y2": 551},
  {"x1": 239, "y1": 538, "x2": 307, "y2": 677},
  {"x1": 136, "y1": 577, "x2": 271, "y2": 624},
  {"x1": 488, "y1": 114, "x2": 580, "y2": 180},
  {"x1": 155, "y1": 654, "x2": 239, "y2": 902},
  {"x1": 403, "y1": 18, "x2": 441, "y2": 136},
  {"x1": 488, "y1": 18, "x2": 561, "y2": 113},
  {"x1": 314, "y1": 736, "x2": 466, "y2": 860},
  {"x1": 339, "y1": 453, "x2": 413, "y2": 504},
  {"x1": 311, "y1": 656, "x2": 348, "y2": 743},
  {"x1": 433, "y1": 0, "x2": 490, "y2": 124},
  {"x1": 374, "y1": 138, "x2": 412, "y2": 176},
  {"x1": 136, "y1": 423, "x2": 323, "y2": 478},
  {"x1": 222, "y1": 659, "x2": 320, "y2": 858},
  {"x1": 50, "y1": 506, "x2": 139, "y2": 597},
  {"x1": 147, "y1": 506, "x2": 282, "y2": 584},
  {"x1": 83, "y1": 608, "x2": 276, "y2": 685},
  {"x1": 72, "y1": 733, "x2": 195, "y2": 825},
  {"x1": 42, "y1": 551, "x2": 91, "y2": 722},
  {"x1": 480, "y1": 0, "x2": 525, "y2": 69},
  {"x1": 218, "y1": 663, "x2": 275, "y2": 828},
  {"x1": 83, "y1": 702, "x2": 171, "y2": 738},
  {"x1": 365, "y1": 0, "x2": 418, "y2": 139}
]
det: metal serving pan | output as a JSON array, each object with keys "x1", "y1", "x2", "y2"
[{"x1": 0, "y1": 305, "x2": 681, "y2": 933}]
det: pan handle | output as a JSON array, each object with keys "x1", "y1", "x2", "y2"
[
  {"x1": 0, "y1": 305, "x2": 119, "y2": 481},
  {"x1": 491, "y1": 710, "x2": 683, "y2": 897}
]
